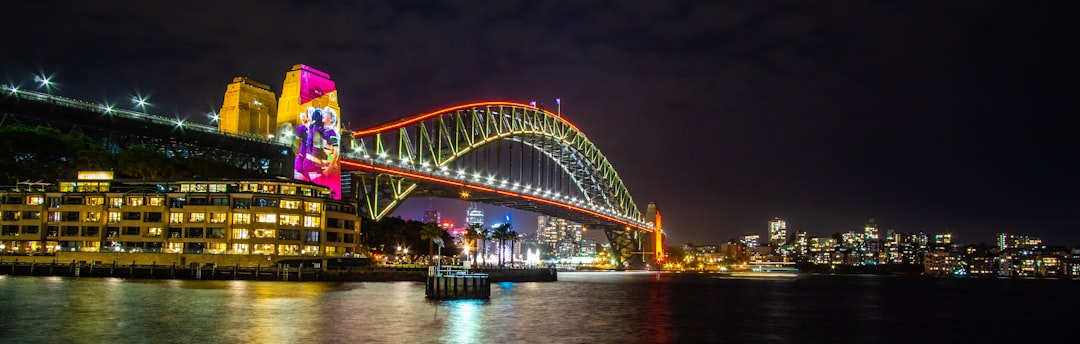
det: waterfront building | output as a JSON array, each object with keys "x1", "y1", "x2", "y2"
[
  {"x1": 996, "y1": 233, "x2": 1042, "y2": 250},
  {"x1": 218, "y1": 77, "x2": 278, "y2": 138},
  {"x1": 923, "y1": 251, "x2": 957, "y2": 276},
  {"x1": 537, "y1": 215, "x2": 583, "y2": 259},
  {"x1": 0, "y1": 174, "x2": 360, "y2": 259},
  {"x1": 768, "y1": 217, "x2": 786, "y2": 246},
  {"x1": 578, "y1": 238, "x2": 597, "y2": 257}
]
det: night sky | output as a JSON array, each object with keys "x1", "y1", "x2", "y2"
[{"x1": 3, "y1": 1, "x2": 1077, "y2": 246}]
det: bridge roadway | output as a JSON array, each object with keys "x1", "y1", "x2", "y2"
[
  {"x1": 1, "y1": 85, "x2": 291, "y2": 174},
  {"x1": 341, "y1": 158, "x2": 649, "y2": 231}
]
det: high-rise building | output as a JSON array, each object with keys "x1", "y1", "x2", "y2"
[
  {"x1": 465, "y1": 203, "x2": 484, "y2": 227},
  {"x1": 218, "y1": 77, "x2": 278, "y2": 137},
  {"x1": 864, "y1": 218, "x2": 879, "y2": 240},
  {"x1": 537, "y1": 215, "x2": 583, "y2": 258},
  {"x1": 768, "y1": 217, "x2": 786, "y2": 246}
]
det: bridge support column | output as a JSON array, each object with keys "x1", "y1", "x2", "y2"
[{"x1": 604, "y1": 227, "x2": 637, "y2": 270}]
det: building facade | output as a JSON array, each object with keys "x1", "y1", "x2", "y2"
[
  {"x1": 0, "y1": 176, "x2": 360, "y2": 259},
  {"x1": 768, "y1": 217, "x2": 786, "y2": 246}
]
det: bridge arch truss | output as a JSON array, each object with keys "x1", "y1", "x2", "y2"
[{"x1": 341, "y1": 102, "x2": 653, "y2": 233}]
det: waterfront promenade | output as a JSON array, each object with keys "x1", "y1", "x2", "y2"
[{"x1": 0, "y1": 254, "x2": 557, "y2": 282}]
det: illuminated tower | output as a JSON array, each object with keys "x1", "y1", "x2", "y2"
[
  {"x1": 768, "y1": 217, "x2": 787, "y2": 246},
  {"x1": 465, "y1": 203, "x2": 484, "y2": 227},
  {"x1": 275, "y1": 64, "x2": 343, "y2": 199},
  {"x1": 218, "y1": 77, "x2": 277, "y2": 137}
]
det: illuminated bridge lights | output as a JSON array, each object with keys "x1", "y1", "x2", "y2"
[{"x1": 341, "y1": 158, "x2": 651, "y2": 231}]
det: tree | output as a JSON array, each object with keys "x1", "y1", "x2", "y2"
[
  {"x1": 492, "y1": 224, "x2": 511, "y2": 266},
  {"x1": 506, "y1": 227, "x2": 519, "y2": 265},
  {"x1": 114, "y1": 145, "x2": 173, "y2": 179},
  {"x1": 420, "y1": 222, "x2": 444, "y2": 258},
  {"x1": 464, "y1": 223, "x2": 483, "y2": 264},
  {"x1": 478, "y1": 224, "x2": 491, "y2": 265},
  {"x1": 0, "y1": 126, "x2": 107, "y2": 184}
]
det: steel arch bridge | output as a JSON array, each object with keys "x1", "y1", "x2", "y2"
[{"x1": 339, "y1": 102, "x2": 664, "y2": 268}]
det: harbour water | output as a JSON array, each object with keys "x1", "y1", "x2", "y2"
[{"x1": 1, "y1": 272, "x2": 1075, "y2": 343}]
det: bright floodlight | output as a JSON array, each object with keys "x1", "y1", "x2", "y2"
[
  {"x1": 131, "y1": 96, "x2": 150, "y2": 109},
  {"x1": 34, "y1": 74, "x2": 52, "y2": 87}
]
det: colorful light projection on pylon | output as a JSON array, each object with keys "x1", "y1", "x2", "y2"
[{"x1": 276, "y1": 64, "x2": 342, "y2": 199}]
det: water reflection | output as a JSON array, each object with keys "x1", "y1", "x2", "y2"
[{"x1": 3, "y1": 273, "x2": 1077, "y2": 343}]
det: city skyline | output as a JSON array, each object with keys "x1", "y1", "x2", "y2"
[{"x1": 2, "y1": 1, "x2": 1077, "y2": 245}]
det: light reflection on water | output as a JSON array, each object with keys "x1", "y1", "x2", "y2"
[{"x1": 1, "y1": 272, "x2": 1076, "y2": 343}]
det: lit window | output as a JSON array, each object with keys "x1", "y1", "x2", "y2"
[
  {"x1": 233, "y1": 213, "x2": 251, "y2": 225},
  {"x1": 126, "y1": 197, "x2": 144, "y2": 206},
  {"x1": 147, "y1": 197, "x2": 165, "y2": 206},
  {"x1": 303, "y1": 216, "x2": 321, "y2": 228},
  {"x1": 305, "y1": 202, "x2": 322, "y2": 213},
  {"x1": 209, "y1": 212, "x2": 227, "y2": 224},
  {"x1": 188, "y1": 213, "x2": 206, "y2": 223},
  {"x1": 280, "y1": 199, "x2": 301, "y2": 210},
  {"x1": 279, "y1": 214, "x2": 301, "y2": 226},
  {"x1": 233, "y1": 228, "x2": 250, "y2": 239},
  {"x1": 255, "y1": 213, "x2": 276, "y2": 224},
  {"x1": 107, "y1": 212, "x2": 121, "y2": 223}
]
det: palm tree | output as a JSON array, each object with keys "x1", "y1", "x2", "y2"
[
  {"x1": 492, "y1": 224, "x2": 511, "y2": 266},
  {"x1": 499, "y1": 222, "x2": 518, "y2": 265},
  {"x1": 479, "y1": 224, "x2": 492, "y2": 265},
  {"x1": 465, "y1": 223, "x2": 483, "y2": 265},
  {"x1": 506, "y1": 228, "x2": 519, "y2": 265},
  {"x1": 419, "y1": 222, "x2": 444, "y2": 261}
]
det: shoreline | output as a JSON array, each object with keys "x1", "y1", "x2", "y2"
[{"x1": 0, "y1": 260, "x2": 558, "y2": 282}]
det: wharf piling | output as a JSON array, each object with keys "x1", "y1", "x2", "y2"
[{"x1": 425, "y1": 265, "x2": 490, "y2": 300}]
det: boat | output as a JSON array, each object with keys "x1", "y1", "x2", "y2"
[{"x1": 729, "y1": 261, "x2": 799, "y2": 278}]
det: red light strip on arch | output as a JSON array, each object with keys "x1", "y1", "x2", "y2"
[
  {"x1": 352, "y1": 101, "x2": 582, "y2": 136},
  {"x1": 340, "y1": 158, "x2": 650, "y2": 232}
]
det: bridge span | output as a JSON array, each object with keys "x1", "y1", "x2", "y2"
[{"x1": 1, "y1": 85, "x2": 665, "y2": 268}]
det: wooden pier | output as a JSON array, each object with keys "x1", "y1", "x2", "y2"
[{"x1": 425, "y1": 266, "x2": 490, "y2": 300}]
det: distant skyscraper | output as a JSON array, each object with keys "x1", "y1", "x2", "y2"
[
  {"x1": 537, "y1": 215, "x2": 583, "y2": 258},
  {"x1": 465, "y1": 203, "x2": 484, "y2": 227},
  {"x1": 218, "y1": 77, "x2": 278, "y2": 137},
  {"x1": 423, "y1": 208, "x2": 440, "y2": 224},
  {"x1": 864, "y1": 218, "x2": 879, "y2": 240},
  {"x1": 768, "y1": 217, "x2": 787, "y2": 246}
]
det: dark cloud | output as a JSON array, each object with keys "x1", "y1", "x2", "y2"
[{"x1": 2, "y1": 0, "x2": 1077, "y2": 245}]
